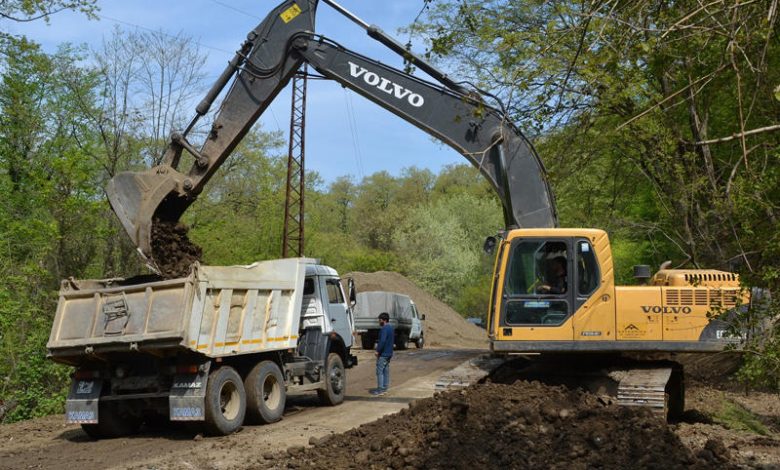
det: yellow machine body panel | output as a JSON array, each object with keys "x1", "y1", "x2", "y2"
[
  {"x1": 488, "y1": 228, "x2": 742, "y2": 353},
  {"x1": 660, "y1": 285, "x2": 742, "y2": 341},
  {"x1": 615, "y1": 287, "x2": 663, "y2": 340}
]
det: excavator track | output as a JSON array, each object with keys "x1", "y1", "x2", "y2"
[
  {"x1": 442, "y1": 354, "x2": 685, "y2": 420},
  {"x1": 614, "y1": 366, "x2": 684, "y2": 418}
]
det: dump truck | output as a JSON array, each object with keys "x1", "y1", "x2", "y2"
[
  {"x1": 353, "y1": 291, "x2": 425, "y2": 350},
  {"x1": 47, "y1": 258, "x2": 357, "y2": 438}
]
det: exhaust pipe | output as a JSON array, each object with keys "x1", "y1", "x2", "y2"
[{"x1": 106, "y1": 165, "x2": 192, "y2": 259}]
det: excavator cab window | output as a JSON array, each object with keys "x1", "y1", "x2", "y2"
[
  {"x1": 503, "y1": 240, "x2": 571, "y2": 326},
  {"x1": 576, "y1": 239, "x2": 600, "y2": 296}
]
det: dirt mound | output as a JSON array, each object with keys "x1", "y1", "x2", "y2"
[
  {"x1": 265, "y1": 381, "x2": 735, "y2": 469},
  {"x1": 677, "y1": 353, "x2": 743, "y2": 388},
  {"x1": 151, "y1": 220, "x2": 202, "y2": 278},
  {"x1": 346, "y1": 271, "x2": 487, "y2": 349}
]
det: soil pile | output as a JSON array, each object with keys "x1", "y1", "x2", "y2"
[
  {"x1": 265, "y1": 380, "x2": 734, "y2": 470},
  {"x1": 151, "y1": 220, "x2": 202, "y2": 278},
  {"x1": 346, "y1": 271, "x2": 487, "y2": 349}
]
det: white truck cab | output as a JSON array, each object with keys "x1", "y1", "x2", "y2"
[{"x1": 301, "y1": 264, "x2": 355, "y2": 349}]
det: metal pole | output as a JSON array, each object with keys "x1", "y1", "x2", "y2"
[{"x1": 282, "y1": 65, "x2": 308, "y2": 258}]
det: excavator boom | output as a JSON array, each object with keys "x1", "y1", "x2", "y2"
[{"x1": 106, "y1": 0, "x2": 557, "y2": 259}]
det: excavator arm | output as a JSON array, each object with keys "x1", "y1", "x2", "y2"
[{"x1": 107, "y1": 0, "x2": 557, "y2": 259}]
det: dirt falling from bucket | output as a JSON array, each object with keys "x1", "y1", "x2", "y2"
[{"x1": 151, "y1": 220, "x2": 203, "y2": 278}]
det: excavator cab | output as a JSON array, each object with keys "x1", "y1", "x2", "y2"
[{"x1": 493, "y1": 230, "x2": 603, "y2": 341}]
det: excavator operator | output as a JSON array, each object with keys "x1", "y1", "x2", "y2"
[{"x1": 537, "y1": 257, "x2": 567, "y2": 294}]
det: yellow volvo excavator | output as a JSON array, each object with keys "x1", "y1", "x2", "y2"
[{"x1": 105, "y1": 0, "x2": 749, "y2": 417}]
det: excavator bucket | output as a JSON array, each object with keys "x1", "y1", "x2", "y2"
[{"x1": 106, "y1": 166, "x2": 184, "y2": 259}]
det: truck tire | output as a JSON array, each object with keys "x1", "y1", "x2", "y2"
[
  {"x1": 204, "y1": 366, "x2": 246, "y2": 436},
  {"x1": 360, "y1": 334, "x2": 374, "y2": 350},
  {"x1": 317, "y1": 353, "x2": 345, "y2": 406},
  {"x1": 244, "y1": 360, "x2": 286, "y2": 425},
  {"x1": 415, "y1": 334, "x2": 424, "y2": 349},
  {"x1": 81, "y1": 401, "x2": 142, "y2": 439},
  {"x1": 395, "y1": 334, "x2": 408, "y2": 350}
]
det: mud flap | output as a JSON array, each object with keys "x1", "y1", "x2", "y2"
[
  {"x1": 169, "y1": 366, "x2": 209, "y2": 421},
  {"x1": 65, "y1": 379, "x2": 102, "y2": 424},
  {"x1": 346, "y1": 354, "x2": 358, "y2": 368}
]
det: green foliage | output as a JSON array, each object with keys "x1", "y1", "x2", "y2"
[
  {"x1": 186, "y1": 130, "x2": 288, "y2": 265},
  {"x1": 712, "y1": 400, "x2": 769, "y2": 435},
  {"x1": 413, "y1": 0, "x2": 780, "y2": 386},
  {"x1": 1, "y1": 0, "x2": 777, "y2": 423},
  {"x1": 0, "y1": 0, "x2": 97, "y2": 23}
]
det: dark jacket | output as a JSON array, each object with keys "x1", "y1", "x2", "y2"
[{"x1": 376, "y1": 323, "x2": 394, "y2": 358}]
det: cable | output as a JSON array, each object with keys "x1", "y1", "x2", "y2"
[
  {"x1": 268, "y1": 107, "x2": 283, "y2": 135},
  {"x1": 97, "y1": 14, "x2": 232, "y2": 54},
  {"x1": 207, "y1": 0, "x2": 262, "y2": 20},
  {"x1": 343, "y1": 89, "x2": 365, "y2": 179}
]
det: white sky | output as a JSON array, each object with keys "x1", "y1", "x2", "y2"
[{"x1": 4, "y1": 0, "x2": 461, "y2": 185}]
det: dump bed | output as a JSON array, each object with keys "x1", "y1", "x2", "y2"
[
  {"x1": 47, "y1": 258, "x2": 311, "y2": 364},
  {"x1": 353, "y1": 291, "x2": 414, "y2": 330}
]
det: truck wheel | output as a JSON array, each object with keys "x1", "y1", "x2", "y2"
[
  {"x1": 317, "y1": 353, "x2": 345, "y2": 406},
  {"x1": 244, "y1": 360, "x2": 286, "y2": 425},
  {"x1": 81, "y1": 401, "x2": 142, "y2": 439},
  {"x1": 395, "y1": 334, "x2": 408, "y2": 350},
  {"x1": 204, "y1": 366, "x2": 246, "y2": 436},
  {"x1": 360, "y1": 334, "x2": 374, "y2": 350},
  {"x1": 415, "y1": 334, "x2": 424, "y2": 349}
]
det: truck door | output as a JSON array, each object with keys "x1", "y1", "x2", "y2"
[
  {"x1": 409, "y1": 304, "x2": 422, "y2": 340},
  {"x1": 324, "y1": 278, "x2": 354, "y2": 348}
]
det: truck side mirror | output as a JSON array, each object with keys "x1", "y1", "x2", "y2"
[
  {"x1": 347, "y1": 278, "x2": 357, "y2": 307},
  {"x1": 421, "y1": 314, "x2": 426, "y2": 321},
  {"x1": 483, "y1": 236, "x2": 497, "y2": 255}
]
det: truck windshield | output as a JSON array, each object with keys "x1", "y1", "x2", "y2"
[{"x1": 503, "y1": 239, "x2": 571, "y2": 326}]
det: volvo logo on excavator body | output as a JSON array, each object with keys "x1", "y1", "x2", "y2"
[
  {"x1": 641, "y1": 306, "x2": 692, "y2": 314},
  {"x1": 348, "y1": 62, "x2": 425, "y2": 108}
]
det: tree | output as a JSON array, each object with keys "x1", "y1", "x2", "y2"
[
  {"x1": 0, "y1": 0, "x2": 96, "y2": 23},
  {"x1": 0, "y1": 37, "x2": 102, "y2": 421},
  {"x1": 413, "y1": 0, "x2": 780, "y2": 387},
  {"x1": 352, "y1": 171, "x2": 403, "y2": 251},
  {"x1": 82, "y1": 27, "x2": 209, "y2": 276},
  {"x1": 186, "y1": 129, "x2": 288, "y2": 264},
  {"x1": 393, "y1": 193, "x2": 501, "y2": 307},
  {"x1": 414, "y1": 0, "x2": 779, "y2": 272}
]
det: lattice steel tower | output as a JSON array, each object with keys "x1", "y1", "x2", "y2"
[{"x1": 282, "y1": 66, "x2": 307, "y2": 258}]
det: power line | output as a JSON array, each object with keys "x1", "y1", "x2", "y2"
[
  {"x1": 97, "y1": 13, "x2": 232, "y2": 54},
  {"x1": 207, "y1": 0, "x2": 262, "y2": 20},
  {"x1": 343, "y1": 89, "x2": 365, "y2": 179}
]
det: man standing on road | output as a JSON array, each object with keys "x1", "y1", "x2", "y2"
[{"x1": 372, "y1": 312, "x2": 394, "y2": 396}]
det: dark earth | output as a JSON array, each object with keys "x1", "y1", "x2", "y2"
[
  {"x1": 263, "y1": 380, "x2": 736, "y2": 470},
  {"x1": 151, "y1": 219, "x2": 202, "y2": 278}
]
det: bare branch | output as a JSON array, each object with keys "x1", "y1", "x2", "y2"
[
  {"x1": 693, "y1": 124, "x2": 780, "y2": 145},
  {"x1": 616, "y1": 64, "x2": 727, "y2": 130}
]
